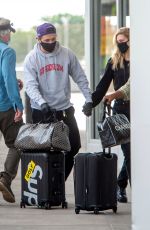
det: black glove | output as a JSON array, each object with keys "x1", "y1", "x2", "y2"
[
  {"x1": 41, "y1": 103, "x2": 50, "y2": 122},
  {"x1": 82, "y1": 102, "x2": 93, "y2": 117},
  {"x1": 41, "y1": 103, "x2": 50, "y2": 114}
]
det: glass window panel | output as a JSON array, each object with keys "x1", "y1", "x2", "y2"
[
  {"x1": 93, "y1": 0, "x2": 117, "y2": 139},
  {"x1": 92, "y1": 0, "x2": 130, "y2": 139}
]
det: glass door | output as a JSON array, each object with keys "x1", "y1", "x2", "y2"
[
  {"x1": 89, "y1": 0, "x2": 129, "y2": 139},
  {"x1": 92, "y1": 0, "x2": 117, "y2": 139}
]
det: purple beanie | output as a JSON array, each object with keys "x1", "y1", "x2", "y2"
[{"x1": 36, "y1": 23, "x2": 56, "y2": 37}]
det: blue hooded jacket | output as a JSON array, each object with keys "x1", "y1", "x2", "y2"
[{"x1": 0, "y1": 41, "x2": 23, "y2": 112}]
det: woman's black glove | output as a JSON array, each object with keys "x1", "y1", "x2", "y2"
[{"x1": 82, "y1": 102, "x2": 93, "y2": 117}]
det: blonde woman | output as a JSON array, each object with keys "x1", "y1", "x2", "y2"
[{"x1": 91, "y1": 27, "x2": 130, "y2": 203}]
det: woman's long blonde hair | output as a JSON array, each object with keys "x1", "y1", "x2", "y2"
[{"x1": 111, "y1": 27, "x2": 130, "y2": 70}]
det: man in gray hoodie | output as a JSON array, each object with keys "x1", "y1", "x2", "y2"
[{"x1": 24, "y1": 22, "x2": 92, "y2": 180}]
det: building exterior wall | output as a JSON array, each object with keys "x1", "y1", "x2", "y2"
[{"x1": 130, "y1": 0, "x2": 150, "y2": 229}]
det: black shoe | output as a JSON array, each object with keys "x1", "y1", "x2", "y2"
[{"x1": 117, "y1": 187, "x2": 128, "y2": 203}]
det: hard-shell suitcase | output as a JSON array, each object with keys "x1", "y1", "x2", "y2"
[
  {"x1": 74, "y1": 151, "x2": 117, "y2": 214},
  {"x1": 20, "y1": 151, "x2": 67, "y2": 209}
]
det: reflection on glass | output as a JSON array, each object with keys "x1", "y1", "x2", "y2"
[
  {"x1": 100, "y1": 16, "x2": 117, "y2": 72},
  {"x1": 93, "y1": 0, "x2": 117, "y2": 139},
  {"x1": 100, "y1": 1, "x2": 117, "y2": 73}
]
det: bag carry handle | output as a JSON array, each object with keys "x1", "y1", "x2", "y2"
[
  {"x1": 103, "y1": 100, "x2": 117, "y2": 118},
  {"x1": 44, "y1": 108, "x2": 58, "y2": 123},
  {"x1": 102, "y1": 101, "x2": 111, "y2": 121}
]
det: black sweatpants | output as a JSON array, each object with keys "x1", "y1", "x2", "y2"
[{"x1": 32, "y1": 106, "x2": 81, "y2": 180}]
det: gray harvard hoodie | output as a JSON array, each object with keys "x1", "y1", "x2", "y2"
[{"x1": 24, "y1": 41, "x2": 92, "y2": 110}]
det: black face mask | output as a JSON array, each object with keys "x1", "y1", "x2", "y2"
[
  {"x1": 40, "y1": 41, "x2": 56, "y2": 53},
  {"x1": 117, "y1": 41, "x2": 129, "y2": 54}
]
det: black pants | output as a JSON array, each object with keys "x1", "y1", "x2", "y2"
[
  {"x1": 32, "y1": 106, "x2": 81, "y2": 180},
  {"x1": 113, "y1": 100, "x2": 131, "y2": 189}
]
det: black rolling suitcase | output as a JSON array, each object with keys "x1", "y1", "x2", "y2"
[
  {"x1": 20, "y1": 151, "x2": 67, "y2": 209},
  {"x1": 74, "y1": 150, "x2": 117, "y2": 214}
]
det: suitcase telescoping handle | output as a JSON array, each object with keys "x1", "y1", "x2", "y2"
[
  {"x1": 103, "y1": 147, "x2": 112, "y2": 158},
  {"x1": 103, "y1": 147, "x2": 111, "y2": 154},
  {"x1": 103, "y1": 101, "x2": 113, "y2": 158}
]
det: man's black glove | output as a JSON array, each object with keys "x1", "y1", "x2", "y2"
[
  {"x1": 41, "y1": 103, "x2": 50, "y2": 114},
  {"x1": 82, "y1": 102, "x2": 93, "y2": 117},
  {"x1": 41, "y1": 103, "x2": 50, "y2": 122}
]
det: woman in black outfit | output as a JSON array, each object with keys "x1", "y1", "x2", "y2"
[{"x1": 92, "y1": 27, "x2": 130, "y2": 203}]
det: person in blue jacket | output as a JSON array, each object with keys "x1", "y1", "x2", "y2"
[{"x1": 0, "y1": 18, "x2": 23, "y2": 203}]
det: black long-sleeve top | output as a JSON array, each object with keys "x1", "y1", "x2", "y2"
[{"x1": 92, "y1": 58, "x2": 130, "y2": 107}]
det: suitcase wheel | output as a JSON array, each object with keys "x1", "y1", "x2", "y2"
[
  {"x1": 112, "y1": 206, "x2": 117, "y2": 213},
  {"x1": 62, "y1": 201, "x2": 68, "y2": 209},
  {"x1": 94, "y1": 208, "x2": 99, "y2": 215},
  {"x1": 20, "y1": 201, "x2": 26, "y2": 208},
  {"x1": 44, "y1": 202, "x2": 51, "y2": 210},
  {"x1": 75, "y1": 207, "x2": 80, "y2": 214}
]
